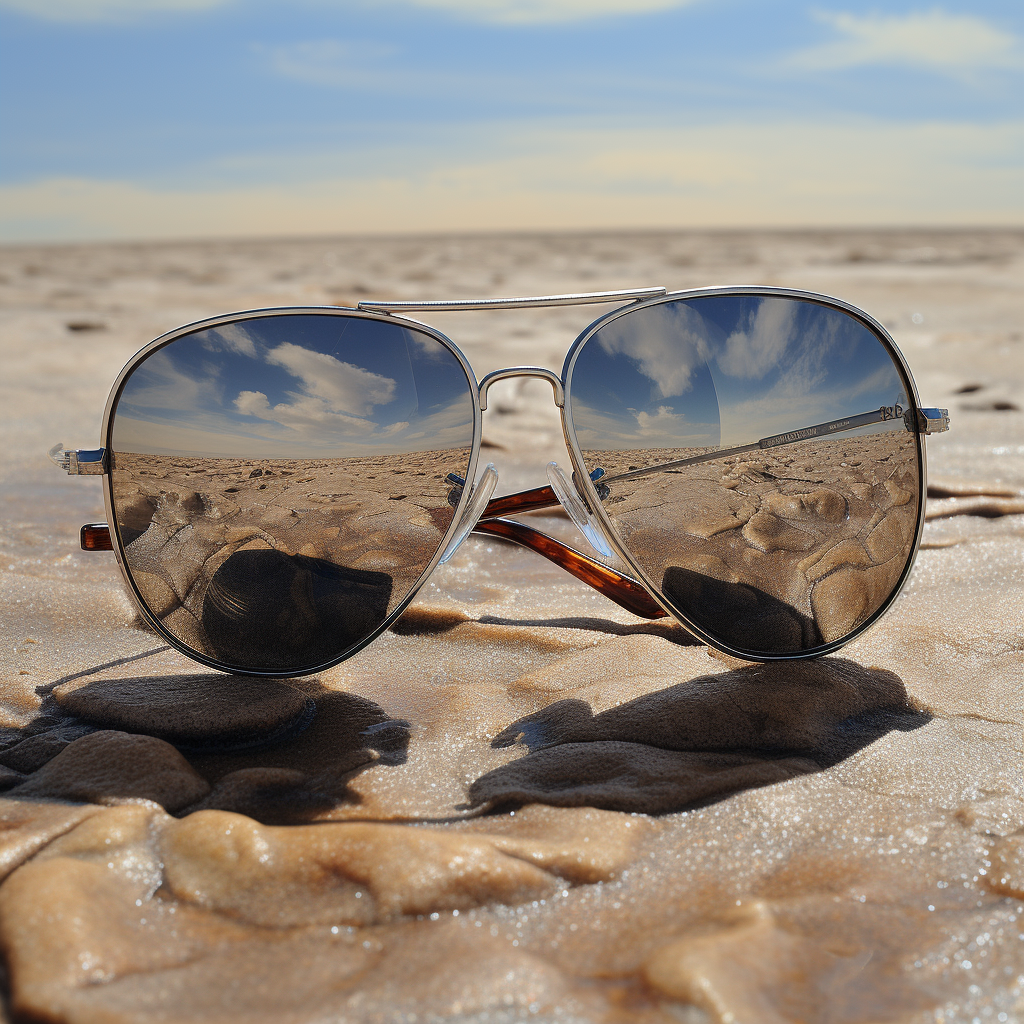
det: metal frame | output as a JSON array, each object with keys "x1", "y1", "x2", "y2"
[
  {"x1": 60, "y1": 285, "x2": 946, "y2": 674},
  {"x1": 478, "y1": 367, "x2": 564, "y2": 411},
  {"x1": 356, "y1": 286, "x2": 666, "y2": 313}
]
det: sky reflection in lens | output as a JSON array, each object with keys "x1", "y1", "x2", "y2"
[
  {"x1": 111, "y1": 313, "x2": 475, "y2": 458},
  {"x1": 570, "y1": 296, "x2": 908, "y2": 451}
]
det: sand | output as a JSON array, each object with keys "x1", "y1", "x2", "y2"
[{"x1": 0, "y1": 228, "x2": 1022, "y2": 1022}]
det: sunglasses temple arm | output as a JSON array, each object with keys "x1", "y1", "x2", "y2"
[
  {"x1": 599, "y1": 405, "x2": 950, "y2": 485},
  {"x1": 479, "y1": 483, "x2": 561, "y2": 520},
  {"x1": 80, "y1": 516, "x2": 665, "y2": 620},
  {"x1": 472, "y1": 517, "x2": 667, "y2": 620},
  {"x1": 80, "y1": 523, "x2": 113, "y2": 550},
  {"x1": 476, "y1": 407, "x2": 951, "y2": 509}
]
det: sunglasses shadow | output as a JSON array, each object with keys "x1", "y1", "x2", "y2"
[
  {"x1": 478, "y1": 614, "x2": 701, "y2": 645},
  {"x1": 2, "y1": 649, "x2": 929, "y2": 826},
  {"x1": 391, "y1": 606, "x2": 701, "y2": 646},
  {"x1": 463, "y1": 657, "x2": 931, "y2": 816},
  {"x1": 2, "y1": 667, "x2": 410, "y2": 827}
]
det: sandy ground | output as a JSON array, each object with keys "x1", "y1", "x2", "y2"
[{"x1": 0, "y1": 228, "x2": 1022, "y2": 1023}]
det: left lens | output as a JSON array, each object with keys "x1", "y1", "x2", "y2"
[
  {"x1": 564, "y1": 293, "x2": 923, "y2": 658},
  {"x1": 107, "y1": 311, "x2": 476, "y2": 675}
]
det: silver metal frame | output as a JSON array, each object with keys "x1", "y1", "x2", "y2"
[
  {"x1": 65, "y1": 285, "x2": 946, "y2": 674},
  {"x1": 356, "y1": 286, "x2": 666, "y2": 313},
  {"x1": 561, "y1": 285, "x2": 933, "y2": 661},
  {"x1": 478, "y1": 367, "x2": 564, "y2": 411}
]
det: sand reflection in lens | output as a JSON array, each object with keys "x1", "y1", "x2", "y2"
[
  {"x1": 567, "y1": 295, "x2": 921, "y2": 656},
  {"x1": 108, "y1": 313, "x2": 475, "y2": 674}
]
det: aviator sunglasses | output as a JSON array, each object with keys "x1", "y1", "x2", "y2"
[{"x1": 51, "y1": 286, "x2": 949, "y2": 676}]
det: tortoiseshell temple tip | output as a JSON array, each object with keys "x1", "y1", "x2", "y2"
[
  {"x1": 81, "y1": 523, "x2": 113, "y2": 551},
  {"x1": 473, "y1": 519, "x2": 668, "y2": 620},
  {"x1": 481, "y1": 483, "x2": 560, "y2": 520}
]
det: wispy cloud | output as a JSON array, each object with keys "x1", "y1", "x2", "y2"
[
  {"x1": 788, "y1": 9, "x2": 1020, "y2": 75},
  {"x1": 0, "y1": 0, "x2": 226, "y2": 21},
  {"x1": 395, "y1": 0, "x2": 695, "y2": 25},
  {"x1": 264, "y1": 39, "x2": 401, "y2": 89},
  {"x1": 0, "y1": 0, "x2": 695, "y2": 24},
  {"x1": 718, "y1": 299, "x2": 799, "y2": 379},
  {"x1": 2, "y1": 118, "x2": 1022, "y2": 242},
  {"x1": 596, "y1": 302, "x2": 711, "y2": 399},
  {"x1": 205, "y1": 323, "x2": 258, "y2": 358},
  {"x1": 265, "y1": 342, "x2": 396, "y2": 418},
  {"x1": 231, "y1": 341, "x2": 400, "y2": 439}
]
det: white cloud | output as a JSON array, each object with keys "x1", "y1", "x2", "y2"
[
  {"x1": 115, "y1": 349, "x2": 221, "y2": 416},
  {"x1": 717, "y1": 299, "x2": 798, "y2": 379},
  {"x1": 265, "y1": 342, "x2": 396, "y2": 417},
  {"x1": 635, "y1": 405, "x2": 686, "y2": 438},
  {"x1": 846, "y1": 362, "x2": 899, "y2": 402},
  {"x1": 0, "y1": 0, "x2": 226, "y2": 21},
  {"x1": 226, "y1": 342, "x2": 400, "y2": 444},
  {"x1": 595, "y1": 302, "x2": 712, "y2": 399},
  {"x1": 397, "y1": 0, "x2": 694, "y2": 25},
  {"x1": 233, "y1": 389, "x2": 378, "y2": 434},
  {"x1": 789, "y1": 9, "x2": 1020, "y2": 74},
  {"x1": 204, "y1": 323, "x2": 258, "y2": 358}
]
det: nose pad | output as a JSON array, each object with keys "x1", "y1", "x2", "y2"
[
  {"x1": 438, "y1": 464, "x2": 499, "y2": 564},
  {"x1": 546, "y1": 462, "x2": 615, "y2": 559}
]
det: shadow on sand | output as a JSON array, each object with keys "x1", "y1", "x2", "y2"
[{"x1": 465, "y1": 656, "x2": 930, "y2": 815}]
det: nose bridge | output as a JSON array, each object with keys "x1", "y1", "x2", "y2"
[{"x1": 477, "y1": 366, "x2": 564, "y2": 412}]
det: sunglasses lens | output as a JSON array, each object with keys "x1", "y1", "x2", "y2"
[
  {"x1": 107, "y1": 313, "x2": 475, "y2": 674},
  {"x1": 566, "y1": 295, "x2": 921, "y2": 656}
]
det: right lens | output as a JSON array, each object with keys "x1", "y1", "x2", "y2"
[
  {"x1": 565, "y1": 293, "x2": 923, "y2": 658},
  {"x1": 106, "y1": 311, "x2": 477, "y2": 675}
]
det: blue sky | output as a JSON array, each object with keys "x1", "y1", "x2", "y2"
[
  {"x1": 1, "y1": 0, "x2": 1022, "y2": 240},
  {"x1": 569, "y1": 294, "x2": 904, "y2": 450},
  {"x1": 113, "y1": 313, "x2": 476, "y2": 457}
]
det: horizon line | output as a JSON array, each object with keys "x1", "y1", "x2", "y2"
[{"x1": 4, "y1": 221, "x2": 1024, "y2": 250}]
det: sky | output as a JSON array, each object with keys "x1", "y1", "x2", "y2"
[
  {"x1": 1, "y1": 0, "x2": 1022, "y2": 241},
  {"x1": 112, "y1": 294, "x2": 902, "y2": 460},
  {"x1": 569, "y1": 294, "x2": 905, "y2": 451},
  {"x1": 112, "y1": 313, "x2": 477, "y2": 457}
]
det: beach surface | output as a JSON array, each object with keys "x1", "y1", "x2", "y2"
[{"x1": 0, "y1": 228, "x2": 1022, "y2": 1022}]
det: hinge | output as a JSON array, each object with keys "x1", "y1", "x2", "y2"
[
  {"x1": 905, "y1": 408, "x2": 950, "y2": 435},
  {"x1": 48, "y1": 443, "x2": 107, "y2": 475}
]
